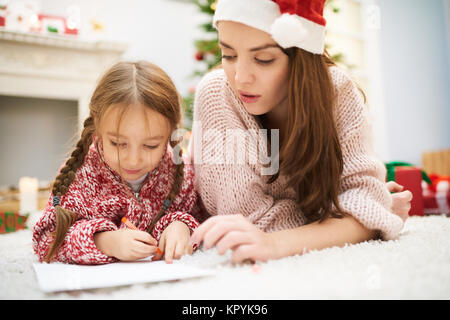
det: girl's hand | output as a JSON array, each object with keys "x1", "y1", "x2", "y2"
[
  {"x1": 190, "y1": 214, "x2": 277, "y2": 263},
  {"x1": 153, "y1": 221, "x2": 193, "y2": 263},
  {"x1": 387, "y1": 181, "x2": 412, "y2": 222},
  {"x1": 94, "y1": 229, "x2": 158, "y2": 261}
]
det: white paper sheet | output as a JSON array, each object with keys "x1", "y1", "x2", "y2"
[{"x1": 33, "y1": 259, "x2": 215, "y2": 293}]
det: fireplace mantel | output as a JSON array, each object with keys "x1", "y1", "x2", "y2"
[{"x1": 0, "y1": 29, "x2": 128, "y2": 130}]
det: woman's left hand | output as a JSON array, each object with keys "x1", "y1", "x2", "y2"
[
  {"x1": 387, "y1": 181, "x2": 412, "y2": 222},
  {"x1": 190, "y1": 214, "x2": 277, "y2": 263}
]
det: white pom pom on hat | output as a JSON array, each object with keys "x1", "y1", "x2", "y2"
[
  {"x1": 213, "y1": 0, "x2": 327, "y2": 55},
  {"x1": 270, "y1": 13, "x2": 308, "y2": 49}
]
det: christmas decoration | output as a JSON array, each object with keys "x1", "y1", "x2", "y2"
[
  {"x1": 0, "y1": 0, "x2": 8, "y2": 27},
  {"x1": 195, "y1": 51, "x2": 204, "y2": 61},
  {"x1": 37, "y1": 14, "x2": 78, "y2": 35},
  {"x1": 4, "y1": 0, "x2": 39, "y2": 33},
  {"x1": 423, "y1": 174, "x2": 450, "y2": 216},
  {"x1": 0, "y1": 212, "x2": 29, "y2": 233}
]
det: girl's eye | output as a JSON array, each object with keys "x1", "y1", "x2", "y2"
[
  {"x1": 256, "y1": 58, "x2": 275, "y2": 65},
  {"x1": 144, "y1": 144, "x2": 159, "y2": 150},
  {"x1": 110, "y1": 140, "x2": 126, "y2": 148}
]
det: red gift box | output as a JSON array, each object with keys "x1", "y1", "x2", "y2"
[
  {"x1": 0, "y1": 212, "x2": 29, "y2": 233},
  {"x1": 391, "y1": 167, "x2": 424, "y2": 216}
]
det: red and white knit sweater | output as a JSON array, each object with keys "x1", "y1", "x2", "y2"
[{"x1": 32, "y1": 142, "x2": 199, "y2": 265}]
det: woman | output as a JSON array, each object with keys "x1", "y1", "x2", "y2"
[{"x1": 188, "y1": 0, "x2": 411, "y2": 263}]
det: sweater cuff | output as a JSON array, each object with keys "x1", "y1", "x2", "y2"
[
  {"x1": 63, "y1": 218, "x2": 118, "y2": 265},
  {"x1": 338, "y1": 192, "x2": 405, "y2": 241},
  {"x1": 151, "y1": 211, "x2": 199, "y2": 244}
]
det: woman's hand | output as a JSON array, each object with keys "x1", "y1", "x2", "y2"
[
  {"x1": 94, "y1": 229, "x2": 158, "y2": 261},
  {"x1": 387, "y1": 181, "x2": 412, "y2": 222},
  {"x1": 190, "y1": 214, "x2": 277, "y2": 263},
  {"x1": 153, "y1": 221, "x2": 193, "y2": 263}
]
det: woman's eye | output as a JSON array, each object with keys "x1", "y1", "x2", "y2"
[
  {"x1": 222, "y1": 55, "x2": 236, "y2": 60},
  {"x1": 256, "y1": 58, "x2": 275, "y2": 65},
  {"x1": 144, "y1": 145, "x2": 159, "y2": 150}
]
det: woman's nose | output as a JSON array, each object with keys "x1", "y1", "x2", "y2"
[{"x1": 234, "y1": 61, "x2": 254, "y2": 85}]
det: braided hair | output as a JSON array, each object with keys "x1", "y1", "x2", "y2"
[
  {"x1": 45, "y1": 61, "x2": 185, "y2": 262},
  {"x1": 44, "y1": 116, "x2": 94, "y2": 262}
]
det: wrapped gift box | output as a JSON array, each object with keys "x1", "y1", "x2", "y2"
[
  {"x1": 0, "y1": 212, "x2": 29, "y2": 233},
  {"x1": 395, "y1": 167, "x2": 424, "y2": 216}
]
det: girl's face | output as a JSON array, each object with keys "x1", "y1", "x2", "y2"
[
  {"x1": 217, "y1": 21, "x2": 290, "y2": 118},
  {"x1": 98, "y1": 103, "x2": 171, "y2": 181}
]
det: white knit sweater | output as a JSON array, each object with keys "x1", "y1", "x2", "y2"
[{"x1": 188, "y1": 67, "x2": 404, "y2": 240}]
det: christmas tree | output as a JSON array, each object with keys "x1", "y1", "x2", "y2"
[
  {"x1": 182, "y1": 0, "x2": 346, "y2": 131},
  {"x1": 182, "y1": 0, "x2": 220, "y2": 131}
]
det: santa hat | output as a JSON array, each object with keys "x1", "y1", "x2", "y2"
[{"x1": 213, "y1": 0, "x2": 327, "y2": 54}]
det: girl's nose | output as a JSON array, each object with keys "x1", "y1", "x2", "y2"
[{"x1": 125, "y1": 147, "x2": 142, "y2": 167}]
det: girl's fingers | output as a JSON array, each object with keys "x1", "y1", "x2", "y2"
[
  {"x1": 151, "y1": 248, "x2": 163, "y2": 261},
  {"x1": 131, "y1": 241, "x2": 157, "y2": 259},
  {"x1": 215, "y1": 231, "x2": 252, "y2": 255},
  {"x1": 132, "y1": 230, "x2": 157, "y2": 246},
  {"x1": 164, "y1": 240, "x2": 175, "y2": 264},
  {"x1": 174, "y1": 242, "x2": 186, "y2": 260}
]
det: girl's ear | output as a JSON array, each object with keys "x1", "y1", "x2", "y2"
[{"x1": 92, "y1": 133, "x2": 104, "y2": 151}]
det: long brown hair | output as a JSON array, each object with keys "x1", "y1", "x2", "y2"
[
  {"x1": 267, "y1": 48, "x2": 353, "y2": 223},
  {"x1": 45, "y1": 61, "x2": 185, "y2": 262}
]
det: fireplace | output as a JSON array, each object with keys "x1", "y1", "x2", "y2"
[{"x1": 0, "y1": 28, "x2": 127, "y2": 199}]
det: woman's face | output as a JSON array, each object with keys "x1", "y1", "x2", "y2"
[
  {"x1": 217, "y1": 21, "x2": 290, "y2": 118},
  {"x1": 98, "y1": 103, "x2": 170, "y2": 181}
]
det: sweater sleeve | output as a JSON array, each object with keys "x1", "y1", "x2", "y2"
[
  {"x1": 32, "y1": 194, "x2": 118, "y2": 265},
  {"x1": 333, "y1": 69, "x2": 404, "y2": 240},
  {"x1": 150, "y1": 162, "x2": 200, "y2": 242}
]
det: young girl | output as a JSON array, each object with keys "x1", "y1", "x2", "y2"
[
  {"x1": 189, "y1": 0, "x2": 412, "y2": 262},
  {"x1": 33, "y1": 61, "x2": 199, "y2": 265}
]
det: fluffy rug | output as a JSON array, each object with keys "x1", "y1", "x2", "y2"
[{"x1": 1, "y1": 215, "x2": 449, "y2": 300}]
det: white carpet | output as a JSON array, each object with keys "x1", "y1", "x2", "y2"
[{"x1": 1, "y1": 215, "x2": 449, "y2": 300}]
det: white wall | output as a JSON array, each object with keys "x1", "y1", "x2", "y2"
[
  {"x1": 0, "y1": 96, "x2": 78, "y2": 187},
  {"x1": 378, "y1": 0, "x2": 450, "y2": 165},
  {"x1": 39, "y1": 0, "x2": 207, "y2": 95}
]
